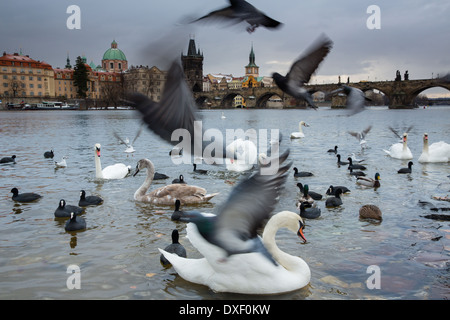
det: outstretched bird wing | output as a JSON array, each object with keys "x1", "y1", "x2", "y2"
[
  {"x1": 211, "y1": 149, "x2": 291, "y2": 258},
  {"x1": 192, "y1": 0, "x2": 282, "y2": 32},
  {"x1": 286, "y1": 33, "x2": 333, "y2": 86}
]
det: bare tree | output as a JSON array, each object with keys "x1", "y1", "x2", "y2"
[{"x1": 8, "y1": 78, "x2": 25, "y2": 98}]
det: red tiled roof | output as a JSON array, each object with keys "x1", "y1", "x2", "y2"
[{"x1": 0, "y1": 52, "x2": 53, "y2": 70}]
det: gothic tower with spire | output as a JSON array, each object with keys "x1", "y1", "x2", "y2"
[
  {"x1": 245, "y1": 43, "x2": 259, "y2": 78},
  {"x1": 181, "y1": 37, "x2": 204, "y2": 92}
]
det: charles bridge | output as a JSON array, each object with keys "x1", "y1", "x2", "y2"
[{"x1": 193, "y1": 78, "x2": 450, "y2": 109}]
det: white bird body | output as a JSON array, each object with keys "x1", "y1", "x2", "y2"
[
  {"x1": 383, "y1": 133, "x2": 413, "y2": 160},
  {"x1": 221, "y1": 112, "x2": 226, "y2": 119},
  {"x1": 159, "y1": 211, "x2": 311, "y2": 294},
  {"x1": 225, "y1": 139, "x2": 258, "y2": 172},
  {"x1": 55, "y1": 156, "x2": 67, "y2": 168},
  {"x1": 94, "y1": 143, "x2": 130, "y2": 179},
  {"x1": 133, "y1": 158, "x2": 218, "y2": 205},
  {"x1": 290, "y1": 121, "x2": 308, "y2": 139},
  {"x1": 418, "y1": 133, "x2": 450, "y2": 163}
]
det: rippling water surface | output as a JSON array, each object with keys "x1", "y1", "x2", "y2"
[{"x1": 0, "y1": 106, "x2": 449, "y2": 300}]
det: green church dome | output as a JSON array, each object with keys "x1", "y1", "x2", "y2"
[{"x1": 102, "y1": 40, "x2": 127, "y2": 61}]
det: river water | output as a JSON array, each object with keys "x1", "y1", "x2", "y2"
[{"x1": 0, "y1": 106, "x2": 449, "y2": 300}]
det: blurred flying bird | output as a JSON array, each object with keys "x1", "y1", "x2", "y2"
[
  {"x1": 329, "y1": 85, "x2": 370, "y2": 116},
  {"x1": 175, "y1": 149, "x2": 292, "y2": 265},
  {"x1": 128, "y1": 59, "x2": 234, "y2": 163},
  {"x1": 114, "y1": 125, "x2": 143, "y2": 153},
  {"x1": 272, "y1": 33, "x2": 333, "y2": 109},
  {"x1": 191, "y1": 0, "x2": 282, "y2": 33},
  {"x1": 389, "y1": 125, "x2": 413, "y2": 141},
  {"x1": 348, "y1": 125, "x2": 372, "y2": 149}
]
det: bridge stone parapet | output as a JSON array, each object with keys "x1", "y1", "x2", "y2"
[{"x1": 193, "y1": 78, "x2": 450, "y2": 109}]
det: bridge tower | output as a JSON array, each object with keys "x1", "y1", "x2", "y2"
[{"x1": 182, "y1": 37, "x2": 203, "y2": 92}]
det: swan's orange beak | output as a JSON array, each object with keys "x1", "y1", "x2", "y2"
[
  {"x1": 297, "y1": 222, "x2": 307, "y2": 243},
  {"x1": 96, "y1": 148, "x2": 101, "y2": 157}
]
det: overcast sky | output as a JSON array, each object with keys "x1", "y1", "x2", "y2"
[{"x1": 1, "y1": 0, "x2": 449, "y2": 92}]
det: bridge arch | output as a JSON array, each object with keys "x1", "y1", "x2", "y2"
[
  {"x1": 195, "y1": 95, "x2": 210, "y2": 108},
  {"x1": 221, "y1": 92, "x2": 244, "y2": 108},
  {"x1": 255, "y1": 92, "x2": 283, "y2": 108},
  {"x1": 409, "y1": 85, "x2": 450, "y2": 105}
]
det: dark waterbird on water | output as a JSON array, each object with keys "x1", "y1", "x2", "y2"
[
  {"x1": 336, "y1": 154, "x2": 349, "y2": 166},
  {"x1": 172, "y1": 175, "x2": 187, "y2": 184},
  {"x1": 0, "y1": 155, "x2": 16, "y2": 164},
  {"x1": 171, "y1": 199, "x2": 187, "y2": 221},
  {"x1": 347, "y1": 157, "x2": 366, "y2": 170},
  {"x1": 272, "y1": 33, "x2": 333, "y2": 109},
  {"x1": 44, "y1": 149, "x2": 54, "y2": 158},
  {"x1": 325, "y1": 188, "x2": 343, "y2": 208},
  {"x1": 327, "y1": 145, "x2": 338, "y2": 154},
  {"x1": 293, "y1": 167, "x2": 313, "y2": 177},
  {"x1": 54, "y1": 199, "x2": 84, "y2": 218},
  {"x1": 190, "y1": 0, "x2": 282, "y2": 33},
  {"x1": 193, "y1": 164, "x2": 208, "y2": 174},
  {"x1": 398, "y1": 161, "x2": 413, "y2": 174},
  {"x1": 65, "y1": 212, "x2": 86, "y2": 232},
  {"x1": 10, "y1": 188, "x2": 42, "y2": 203},
  {"x1": 326, "y1": 185, "x2": 350, "y2": 195},
  {"x1": 299, "y1": 202, "x2": 321, "y2": 219},
  {"x1": 160, "y1": 229, "x2": 187, "y2": 267},
  {"x1": 78, "y1": 190, "x2": 103, "y2": 207}
]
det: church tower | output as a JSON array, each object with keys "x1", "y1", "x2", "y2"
[
  {"x1": 245, "y1": 44, "x2": 259, "y2": 78},
  {"x1": 65, "y1": 54, "x2": 72, "y2": 69},
  {"x1": 181, "y1": 37, "x2": 203, "y2": 92}
]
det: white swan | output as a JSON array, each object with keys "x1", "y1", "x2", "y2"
[
  {"x1": 94, "y1": 143, "x2": 130, "y2": 179},
  {"x1": 383, "y1": 133, "x2": 413, "y2": 160},
  {"x1": 225, "y1": 138, "x2": 258, "y2": 172},
  {"x1": 221, "y1": 112, "x2": 226, "y2": 119},
  {"x1": 418, "y1": 133, "x2": 450, "y2": 163},
  {"x1": 290, "y1": 121, "x2": 309, "y2": 139},
  {"x1": 133, "y1": 158, "x2": 218, "y2": 205},
  {"x1": 159, "y1": 211, "x2": 310, "y2": 294}
]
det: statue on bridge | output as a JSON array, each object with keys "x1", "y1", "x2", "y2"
[
  {"x1": 395, "y1": 70, "x2": 401, "y2": 81},
  {"x1": 404, "y1": 70, "x2": 409, "y2": 81}
]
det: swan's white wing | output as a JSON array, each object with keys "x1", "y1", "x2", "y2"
[
  {"x1": 102, "y1": 163, "x2": 129, "y2": 179},
  {"x1": 158, "y1": 248, "x2": 214, "y2": 285}
]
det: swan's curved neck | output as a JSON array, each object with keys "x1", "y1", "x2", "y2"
[
  {"x1": 422, "y1": 137, "x2": 429, "y2": 153},
  {"x1": 94, "y1": 154, "x2": 103, "y2": 179},
  {"x1": 262, "y1": 212, "x2": 300, "y2": 271},
  {"x1": 135, "y1": 160, "x2": 155, "y2": 199},
  {"x1": 298, "y1": 123, "x2": 304, "y2": 133},
  {"x1": 402, "y1": 137, "x2": 408, "y2": 151}
]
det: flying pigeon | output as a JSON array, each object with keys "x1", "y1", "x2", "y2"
[
  {"x1": 272, "y1": 33, "x2": 333, "y2": 109},
  {"x1": 177, "y1": 149, "x2": 292, "y2": 265},
  {"x1": 330, "y1": 85, "x2": 370, "y2": 116},
  {"x1": 128, "y1": 59, "x2": 231, "y2": 163},
  {"x1": 191, "y1": 0, "x2": 282, "y2": 33}
]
